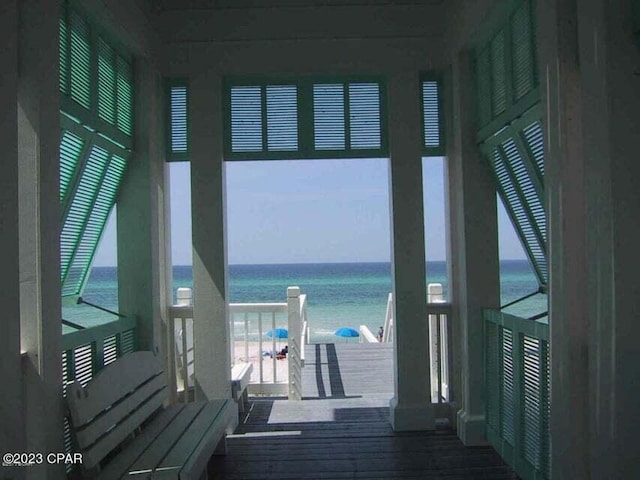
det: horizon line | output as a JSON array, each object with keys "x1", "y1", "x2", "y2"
[{"x1": 93, "y1": 258, "x2": 530, "y2": 268}]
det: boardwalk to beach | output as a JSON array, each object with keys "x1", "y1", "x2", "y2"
[{"x1": 209, "y1": 343, "x2": 519, "y2": 479}]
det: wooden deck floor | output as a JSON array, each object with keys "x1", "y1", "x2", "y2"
[{"x1": 209, "y1": 343, "x2": 518, "y2": 479}]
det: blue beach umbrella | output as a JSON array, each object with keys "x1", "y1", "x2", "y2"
[
  {"x1": 334, "y1": 327, "x2": 359, "y2": 340},
  {"x1": 266, "y1": 328, "x2": 288, "y2": 339}
]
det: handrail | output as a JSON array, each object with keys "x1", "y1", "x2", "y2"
[{"x1": 229, "y1": 302, "x2": 287, "y2": 313}]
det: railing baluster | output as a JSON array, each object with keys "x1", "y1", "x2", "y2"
[
  {"x1": 258, "y1": 313, "x2": 264, "y2": 384},
  {"x1": 436, "y1": 314, "x2": 443, "y2": 404},
  {"x1": 244, "y1": 312, "x2": 249, "y2": 363},
  {"x1": 271, "y1": 311, "x2": 277, "y2": 384},
  {"x1": 181, "y1": 316, "x2": 188, "y2": 402},
  {"x1": 230, "y1": 311, "x2": 236, "y2": 365}
]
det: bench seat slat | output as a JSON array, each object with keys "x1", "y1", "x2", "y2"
[
  {"x1": 127, "y1": 403, "x2": 206, "y2": 477},
  {"x1": 68, "y1": 352, "x2": 164, "y2": 426},
  {"x1": 94, "y1": 406, "x2": 185, "y2": 480},
  {"x1": 82, "y1": 387, "x2": 168, "y2": 470},
  {"x1": 154, "y1": 400, "x2": 232, "y2": 480},
  {"x1": 76, "y1": 374, "x2": 167, "y2": 449}
]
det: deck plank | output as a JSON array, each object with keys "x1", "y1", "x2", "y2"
[{"x1": 209, "y1": 343, "x2": 518, "y2": 480}]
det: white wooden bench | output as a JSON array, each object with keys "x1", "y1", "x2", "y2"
[
  {"x1": 66, "y1": 351, "x2": 237, "y2": 480},
  {"x1": 231, "y1": 363, "x2": 253, "y2": 414}
]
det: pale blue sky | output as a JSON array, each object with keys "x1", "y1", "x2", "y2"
[{"x1": 93, "y1": 158, "x2": 526, "y2": 266}]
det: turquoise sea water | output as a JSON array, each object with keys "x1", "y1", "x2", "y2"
[{"x1": 64, "y1": 260, "x2": 547, "y2": 339}]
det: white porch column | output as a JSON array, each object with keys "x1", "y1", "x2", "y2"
[
  {"x1": 190, "y1": 73, "x2": 233, "y2": 401},
  {"x1": 16, "y1": 1, "x2": 65, "y2": 478},
  {"x1": 449, "y1": 51, "x2": 500, "y2": 445},
  {"x1": 387, "y1": 71, "x2": 434, "y2": 431},
  {"x1": 540, "y1": 0, "x2": 640, "y2": 477},
  {"x1": 118, "y1": 60, "x2": 171, "y2": 361},
  {"x1": 0, "y1": 3, "x2": 25, "y2": 478},
  {"x1": 537, "y1": 0, "x2": 589, "y2": 478}
]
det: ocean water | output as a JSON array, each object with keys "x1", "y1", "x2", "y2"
[{"x1": 63, "y1": 260, "x2": 547, "y2": 338}]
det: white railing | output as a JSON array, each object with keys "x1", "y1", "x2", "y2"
[
  {"x1": 378, "y1": 285, "x2": 451, "y2": 404},
  {"x1": 358, "y1": 325, "x2": 379, "y2": 343},
  {"x1": 427, "y1": 302, "x2": 452, "y2": 404},
  {"x1": 167, "y1": 304, "x2": 194, "y2": 404},
  {"x1": 382, "y1": 292, "x2": 394, "y2": 343},
  {"x1": 167, "y1": 287, "x2": 308, "y2": 401}
]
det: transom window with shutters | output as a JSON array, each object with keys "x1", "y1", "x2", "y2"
[
  {"x1": 221, "y1": 77, "x2": 388, "y2": 161},
  {"x1": 59, "y1": 1, "x2": 134, "y2": 300}
]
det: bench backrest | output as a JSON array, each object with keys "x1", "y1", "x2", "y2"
[{"x1": 66, "y1": 351, "x2": 168, "y2": 471}]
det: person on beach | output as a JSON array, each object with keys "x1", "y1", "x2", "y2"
[
  {"x1": 377, "y1": 326, "x2": 384, "y2": 342},
  {"x1": 276, "y1": 345, "x2": 288, "y2": 360}
]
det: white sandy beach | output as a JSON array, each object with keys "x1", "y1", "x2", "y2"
[{"x1": 230, "y1": 340, "x2": 289, "y2": 385}]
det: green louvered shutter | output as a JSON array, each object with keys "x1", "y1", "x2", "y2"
[
  {"x1": 116, "y1": 55, "x2": 134, "y2": 136},
  {"x1": 167, "y1": 83, "x2": 189, "y2": 160},
  {"x1": 348, "y1": 83, "x2": 381, "y2": 149},
  {"x1": 421, "y1": 76, "x2": 445, "y2": 155},
  {"x1": 231, "y1": 85, "x2": 263, "y2": 153},
  {"x1": 59, "y1": 5, "x2": 134, "y2": 298},
  {"x1": 224, "y1": 77, "x2": 387, "y2": 160},
  {"x1": 522, "y1": 120, "x2": 544, "y2": 177},
  {"x1": 61, "y1": 147, "x2": 127, "y2": 296},
  {"x1": 98, "y1": 38, "x2": 117, "y2": 125},
  {"x1": 475, "y1": 47, "x2": 492, "y2": 129},
  {"x1": 59, "y1": 15, "x2": 69, "y2": 95},
  {"x1": 59, "y1": 130, "x2": 86, "y2": 203},
  {"x1": 511, "y1": 0, "x2": 536, "y2": 100},
  {"x1": 521, "y1": 335, "x2": 542, "y2": 469},
  {"x1": 490, "y1": 143, "x2": 547, "y2": 283},
  {"x1": 266, "y1": 85, "x2": 299, "y2": 151},
  {"x1": 313, "y1": 84, "x2": 346, "y2": 150},
  {"x1": 69, "y1": 10, "x2": 91, "y2": 110},
  {"x1": 501, "y1": 327, "x2": 516, "y2": 445},
  {"x1": 475, "y1": 0, "x2": 546, "y2": 288},
  {"x1": 490, "y1": 30, "x2": 508, "y2": 118}
]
